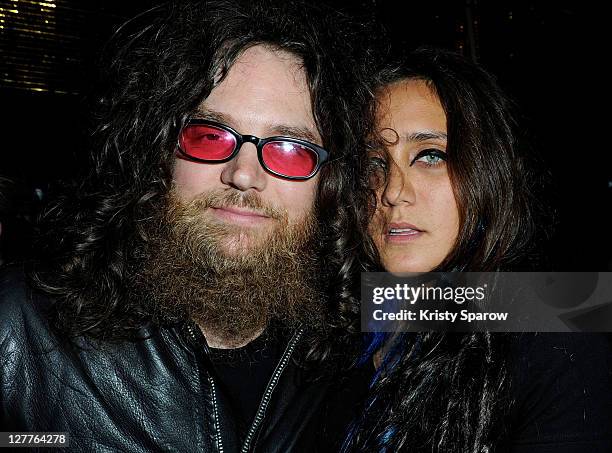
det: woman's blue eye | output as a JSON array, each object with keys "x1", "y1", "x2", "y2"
[
  {"x1": 420, "y1": 154, "x2": 442, "y2": 165},
  {"x1": 411, "y1": 149, "x2": 447, "y2": 167}
]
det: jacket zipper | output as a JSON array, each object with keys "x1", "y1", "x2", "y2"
[
  {"x1": 187, "y1": 323, "x2": 224, "y2": 453},
  {"x1": 186, "y1": 323, "x2": 304, "y2": 453},
  {"x1": 240, "y1": 327, "x2": 304, "y2": 453}
]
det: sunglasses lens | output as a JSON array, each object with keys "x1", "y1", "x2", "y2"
[
  {"x1": 262, "y1": 141, "x2": 319, "y2": 178},
  {"x1": 179, "y1": 124, "x2": 236, "y2": 160}
]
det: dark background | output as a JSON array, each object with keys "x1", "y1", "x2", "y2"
[{"x1": 1, "y1": 0, "x2": 610, "y2": 270}]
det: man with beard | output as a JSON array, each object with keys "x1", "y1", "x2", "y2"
[{"x1": 0, "y1": 1, "x2": 374, "y2": 451}]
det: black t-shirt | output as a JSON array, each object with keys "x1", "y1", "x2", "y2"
[
  {"x1": 208, "y1": 328, "x2": 284, "y2": 436},
  {"x1": 506, "y1": 333, "x2": 612, "y2": 452}
]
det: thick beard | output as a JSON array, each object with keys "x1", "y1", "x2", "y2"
[{"x1": 130, "y1": 188, "x2": 327, "y2": 348}]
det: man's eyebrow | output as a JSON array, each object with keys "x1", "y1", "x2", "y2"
[
  {"x1": 192, "y1": 108, "x2": 233, "y2": 125},
  {"x1": 193, "y1": 108, "x2": 320, "y2": 144},
  {"x1": 273, "y1": 125, "x2": 320, "y2": 144},
  {"x1": 404, "y1": 131, "x2": 448, "y2": 142}
]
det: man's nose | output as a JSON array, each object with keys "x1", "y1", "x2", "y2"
[{"x1": 220, "y1": 142, "x2": 267, "y2": 192}]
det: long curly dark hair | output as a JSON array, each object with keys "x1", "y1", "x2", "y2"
[
  {"x1": 344, "y1": 48, "x2": 551, "y2": 452},
  {"x1": 32, "y1": 0, "x2": 377, "y2": 372}
]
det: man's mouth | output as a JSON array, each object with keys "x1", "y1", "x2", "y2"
[
  {"x1": 210, "y1": 205, "x2": 272, "y2": 225},
  {"x1": 213, "y1": 206, "x2": 269, "y2": 218}
]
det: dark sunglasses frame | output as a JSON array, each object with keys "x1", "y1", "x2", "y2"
[{"x1": 177, "y1": 119, "x2": 329, "y2": 180}]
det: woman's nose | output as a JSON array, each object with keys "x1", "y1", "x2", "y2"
[{"x1": 381, "y1": 165, "x2": 415, "y2": 206}]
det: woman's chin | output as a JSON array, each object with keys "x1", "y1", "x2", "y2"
[
  {"x1": 383, "y1": 260, "x2": 434, "y2": 274},
  {"x1": 381, "y1": 252, "x2": 440, "y2": 274}
]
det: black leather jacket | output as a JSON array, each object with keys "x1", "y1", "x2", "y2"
[{"x1": 0, "y1": 269, "x2": 349, "y2": 452}]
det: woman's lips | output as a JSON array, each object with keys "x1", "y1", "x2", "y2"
[
  {"x1": 210, "y1": 206, "x2": 271, "y2": 226},
  {"x1": 385, "y1": 222, "x2": 424, "y2": 243}
]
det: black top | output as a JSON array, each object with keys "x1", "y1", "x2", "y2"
[
  {"x1": 346, "y1": 332, "x2": 612, "y2": 452},
  {"x1": 507, "y1": 333, "x2": 612, "y2": 452},
  {"x1": 208, "y1": 329, "x2": 284, "y2": 440}
]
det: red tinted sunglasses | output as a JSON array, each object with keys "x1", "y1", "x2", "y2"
[{"x1": 177, "y1": 119, "x2": 329, "y2": 180}]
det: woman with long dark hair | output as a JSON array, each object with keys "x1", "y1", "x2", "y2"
[{"x1": 344, "y1": 48, "x2": 612, "y2": 452}]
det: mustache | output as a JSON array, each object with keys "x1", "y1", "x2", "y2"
[{"x1": 181, "y1": 189, "x2": 286, "y2": 221}]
